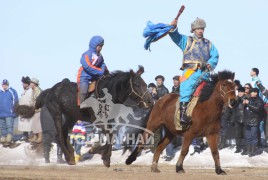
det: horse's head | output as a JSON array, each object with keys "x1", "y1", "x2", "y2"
[
  {"x1": 215, "y1": 71, "x2": 236, "y2": 107},
  {"x1": 128, "y1": 65, "x2": 154, "y2": 109}
]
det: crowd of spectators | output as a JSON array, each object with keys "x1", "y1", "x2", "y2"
[{"x1": 1, "y1": 67, "x2": 268, "y2": 164}]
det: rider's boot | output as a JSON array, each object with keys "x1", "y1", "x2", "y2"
[{"x1": 180, "y1": 102, "x2": 190, "y2": 126}]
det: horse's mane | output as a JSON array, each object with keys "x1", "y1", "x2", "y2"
[
  {"x1": 198, "y1": 70, "x2": 234, "y2": 103},
  {"x1": 98, "y1": 70, "x2": 133, "y2": 101},
  {"x1": 35, "y1": 88, "x2": 51, "y2": 109}
]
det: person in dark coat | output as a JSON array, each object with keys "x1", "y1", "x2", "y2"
[
  {"x1": 243, "y1": 88, "x2": 264, "y2": 157},
  {"x1": 232, "y1": 87, "x2": 246, "y2": 154},
  {"x1": 151, "y1": 75, "x2": 169, "y2": 153},
  {"x1": 218, "y1": 106, "x2": 233, "y2": 150},
  {"x1": 171, "y1": 75, "x2": 180, "y2": 94},
  {"x1": 41, "y1": 105, "x2": 65, "y2": 163},
  {"x1": 154, "y1": 75, "x2": 169, "y2": 100},
  {"x1": 163, "y1": 75, "x2": 181, "y2": 161},
  {"x1": 147, "y1": 83, "x2": 157, "y2": 104}
]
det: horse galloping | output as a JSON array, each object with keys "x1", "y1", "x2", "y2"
[
  {"x1": 22, "y1": 66, "x2": 153, "y2": 166},
  {"x1": 126, "y1": 70, "x2": 236, "y2": 175}
]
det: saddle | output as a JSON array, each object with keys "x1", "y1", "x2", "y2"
[
  {"x1": 77, "y1": 81, "x2": 96, "y2": 106},
  {"x1": 174, "y1": 81, "x2": 206, "y2": 131},
  {"x1": 88, "y1": 81, "x2": 96, "y2": 94}
]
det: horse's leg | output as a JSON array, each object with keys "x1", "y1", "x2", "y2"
[
  {"x1": 48, "y1": 103, "x2": 75, "y2": 165},
  {"x1": 63, "y1": 125, "x2": 75, "y2": 163},
  {"x1": 126, "y1": 107, "x2": 163, "y2": 165},
  {"x1": 176, "y1": 133, "x2": 194, "y2": 173},
  {"x1": 101, "y1": 142, "x2": 112, "y2": 167},
  {"x1": 96, "y1": 130, "x2": 113, "y2": 167},
  {"x1": 125, "y1": 132, "x2": 147, "y2": 165},
  {"x1": 206, "y1": 134, "x2": 226, "y2": 175},
  {"x1": 151, "y1": 130, "x2": 174, "y2": 173}
]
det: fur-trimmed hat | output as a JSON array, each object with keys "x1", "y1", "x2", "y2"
[
  {"x1": 21, "y1": 76, "x2": 31, "y2": 85},
  {"x1": 191, "y1": 17, "x2": 206, "y2": 33}
]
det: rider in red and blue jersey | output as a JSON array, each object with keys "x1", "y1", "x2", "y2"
[{"x1": 77, "y1": 36, "x2": 107, "y2": 104}]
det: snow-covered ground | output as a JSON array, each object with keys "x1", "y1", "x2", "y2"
[{"x1": 1, "y1": 142, "x2": 268, "y2": 168}]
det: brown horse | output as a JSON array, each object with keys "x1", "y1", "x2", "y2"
[{"x1": 126, "y1": 70, "x2": 236, "y2": 175}]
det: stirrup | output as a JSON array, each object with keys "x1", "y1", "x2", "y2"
[
  {"x1": 180, "y1": 113, "x2": 190, "y2": 126},
  {"x1": 180, "y1": 119, "x2": 190, "y2": 126}
]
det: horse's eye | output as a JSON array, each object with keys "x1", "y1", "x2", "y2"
[
  {"x1": 135, "y1": 83, "x2": 140, "y2": 87},
  {"x1": 222, "y1": 83, "x2": 226, "y2": 87}
]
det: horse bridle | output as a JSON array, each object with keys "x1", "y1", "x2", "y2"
[
  {"x1": 95, "y1": 75, "x2": 149, "y2": 107},
  {"x1": 128, "y1": 77, "x2": 150, "y2": 107},
  {"x1": 219, "y1": 83, "x2": 235, "y2": 98}
]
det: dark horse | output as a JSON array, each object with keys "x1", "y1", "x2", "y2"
[
  {"x1": 126, "y1": 70, "x2": 236, "y2": 175},
  {"x1": 31, "y1": 66, "x2": 153, "y2": 166}
]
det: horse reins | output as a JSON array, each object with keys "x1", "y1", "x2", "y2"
[{"x1": 95, "y1": 74, "x2": 110, "y2": 99}]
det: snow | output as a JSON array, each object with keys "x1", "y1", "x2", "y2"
[{"x1": 1, "y1": 142, "x2": 268, "y2": 168}]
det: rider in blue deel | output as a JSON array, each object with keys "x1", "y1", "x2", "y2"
[{"x1": 169, "y1": 17, "x2": 219, "y2": 126}]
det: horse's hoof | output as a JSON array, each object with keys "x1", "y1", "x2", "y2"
[
  {"x1": 103, "y1": 159, "x2": 110, "y2": 167},
  {"x1": 68, "y1": 160, "x2": 76, "y2": 165},
  {"x1": 151, "y1": 167, "x2": 161, "y2": 173},
  {"x1": 176, "y1": 165, "x2": 185, "y2": 173},
  {"x1": 216, "y1": 168, "x2": 226, "y2": 175},
  {"x1": 151, "y1": 168, "x2": 160, "y2": 173},
  {"x1": 125, "y1": 157, "x2": 136, "y2": 165}
]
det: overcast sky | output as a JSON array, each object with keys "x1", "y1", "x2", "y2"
[{"x1": 1, "y1": 0, "x2": 268, "y2": 93}]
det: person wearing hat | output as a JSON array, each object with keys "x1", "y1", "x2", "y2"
[
  {"x1": 0, "y1": 79, "x2": 18, "y2": 144},
  {"x1": 151, "y1": 75, "x2": 169, "y2": 153},
  {"x1": 250, "y1": 68, "x2": 267, "y2": 147},
  {"x1": 154, "y1": 75, "x2": 169, "y2": 100},
  {"x1": 77, "y1": 36, "x2": 108, "y2": 105},
  {"x1": 171, "y1": 75, "x2": 180, "y2": 94},
  {"x1": 243, "y1": 87, "x2": 264, "y2": 157},
  {"x1": 147, "y1": 83, "x2": 157, "y2": 104},
  {"x1": 169, "y1": 17, "x2": 219, "y2": 126},
  {"x1": 231, "y1": 87, "x2": 246, "y2": 154},
  {"x1": 17, "y1": 76, "x2": 33, "y2": 141},
  {"x1": 28, "y1": 78, "x2": 43, "y2": 143},
  {"x1": 162, "y1": 75, "x2": 182, "y2": 161}
]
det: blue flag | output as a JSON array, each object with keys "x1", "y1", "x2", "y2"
[{"x1": 143, "y1": 21, "x2": 175, "y2": 50}]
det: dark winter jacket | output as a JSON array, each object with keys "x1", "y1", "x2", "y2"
[
  {"x1": 155, "y1": 84, "x2": 169, "y2": 100},
  {"x1": 222, "y1": 106, "x2": 233, "y2": 124},
  {"x1": 171, "y1": 85, "x2": 180, "y2": 94},
  {"x1": 244, "y1": 97, "x2": 264, "y2": 126},
  {"x1": 232, "y1": 96, "x2": 245, "y2": 124}
]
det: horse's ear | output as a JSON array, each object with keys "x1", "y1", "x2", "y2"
[
  {"x1": 136, "y1": 65, "x2": 144, "y2": 76},
  {"x1": 232, "y1": 72, "x2": 235, "y2": 81},
  {"x1": 130, "y1": 69, "x2": 135, "y2": 77}
]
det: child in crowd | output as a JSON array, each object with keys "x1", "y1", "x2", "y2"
[{"x1": 70, "y1": 120, "x2": 86, "y2": 162}]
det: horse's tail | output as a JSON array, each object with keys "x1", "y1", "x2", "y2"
[{"x1": 35, "y1": 88, "x2": 51, "y2": 109}]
